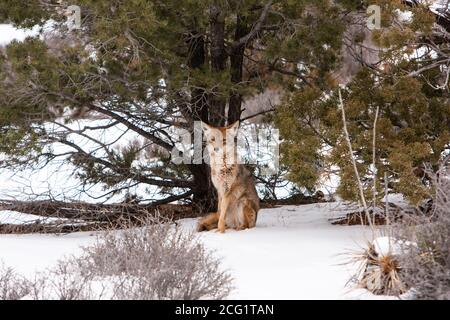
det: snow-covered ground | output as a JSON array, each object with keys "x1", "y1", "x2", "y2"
[
  {"x1": 179, "y1": 203, "x2": 380, "y2": 300},
  {"x1": 0, "y1": 202, "x2": 388, "y2": 300}
]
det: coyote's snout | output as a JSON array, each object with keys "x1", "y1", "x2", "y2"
[{"x1": 197, "y1": 121, "x2": 259, "y2": 233}]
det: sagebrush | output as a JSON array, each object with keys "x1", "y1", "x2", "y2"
[
  {"x1": 0, "y1": 263, "x2": 29, "y2": 300},
  {"x1": 0, "y1": 222, "x2": 232, "y2": 300},
  {"x1": 395, "y1": 164, "x2": 450, "y2": 299}
]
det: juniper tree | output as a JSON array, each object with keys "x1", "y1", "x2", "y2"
[
  {"x1": 0, "y1": 1, "x2": 350, "y2": 210},
  {"x1": 275, "y1": 0, "x2": 450, "y2": 205}
]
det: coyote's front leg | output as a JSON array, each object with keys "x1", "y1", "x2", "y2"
[{"x1": 218, "y1": 195, "x2": 229, "y2": 233}]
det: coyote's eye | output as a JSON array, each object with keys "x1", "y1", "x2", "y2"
[{"x1": 210, "y1": 137, "x2": 215, "y2": 142}]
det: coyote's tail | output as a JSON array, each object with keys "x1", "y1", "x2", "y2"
[{"x1": 197, "y1": 212, "x2": 219, "y2": 232}]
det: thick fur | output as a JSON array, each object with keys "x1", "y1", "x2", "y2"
[
  {"x1": 197, "y1": 212, "x2": 219, "y2": 232},
  {"x1": 197, "y1": 121, "x2": 260, "y2": 233}
]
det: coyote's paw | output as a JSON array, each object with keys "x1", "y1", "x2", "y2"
[{"x1": 218, "y1": 220, "x2": 226, "y2": 233}]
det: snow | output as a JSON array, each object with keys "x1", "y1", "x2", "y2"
[
  {"x1": 0, "y1": 210, "x2": 65, "y2": 225},
  {"x1": 396, "y1": 1, "x2": 449, "y2": 23},
  {"x1": 373, "y1": 236, "x2": 398, "y2": 257},
  {"x1": 0, "y1": 202, "x2": 391, "y2": 299},
  {"x1": 0, "y1": 24, "x2": 37, "y2": 46},
  {"x1": 421, "y1": 0, "x2": 449, "y2": 15},
  {"x1": 373, "y1": 236, "x2": 416, "y2": 257},
  {"x1": 179, "y1": 203, "x2": 374, "y2": 300},
  {"x1": 0, "y1": 21, "x2": 57, "y2": 46},
  {"x1": 0, "y1": 232, "x2": 94, "y2": 276}
]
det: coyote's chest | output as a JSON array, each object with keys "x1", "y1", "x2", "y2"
[{"x1": 211, "y1": 164, "x2": 238, "y2": 194}]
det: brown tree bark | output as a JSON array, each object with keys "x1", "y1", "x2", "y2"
[
  {"x1": 228, "y1": 14, "x2": 247, "y2": 123},
  {"x1": 186, "y1": 28, "x2": 218, "y2": 213},
  {"x1": 208, "y1": 4, "x2": 227, "y2": 126}
]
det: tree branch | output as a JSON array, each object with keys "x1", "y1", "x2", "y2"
[
  {"x1": 240, "y1": 107, "x2": 275, "y2": 122},
  {"x1": 229, "y1": 0, "x2": 273, "y2": 51},
  {"x1": 87, "y1": 102, "x2": 176, "y2": 151},
  {"x1": 55, "y1": 138, "x2": 193, "y2": 188},
  {"x1": 45, "y1": 90, "x2": 177, "y2": 152}
]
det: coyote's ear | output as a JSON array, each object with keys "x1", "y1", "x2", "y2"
[{"x1": 228, "y1": 121, "x2": 239, "y2": 137}]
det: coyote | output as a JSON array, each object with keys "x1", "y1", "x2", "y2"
[{"x1": 197, "y1": 121, "x2": 259, "y2": 233}]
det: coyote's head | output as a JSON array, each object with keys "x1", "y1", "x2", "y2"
[{"x1": 201, "y1": 121, "x2": 239, "y2": 166}]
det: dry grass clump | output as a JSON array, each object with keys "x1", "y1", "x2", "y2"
[
  {"x1": 348, "y1": 159, "x2": 449, "y2": 299},
  {"x1": 349, "y1": 240, "x2": 407, "y2": 296}
]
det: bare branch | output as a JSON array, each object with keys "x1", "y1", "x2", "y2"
[
  {"x1": 338, "y1": 88, "x2": 373, "y2": 229},
  {"x1": 372, "y1": 105, "x2": 380, "y2": 226}
]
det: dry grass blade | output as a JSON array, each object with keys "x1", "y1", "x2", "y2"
[{"x1": 345, "y1": 240, "x2": 407, "y2": 296}]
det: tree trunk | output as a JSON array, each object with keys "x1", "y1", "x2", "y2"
[
  {"x1": 186, "y1": 11, "x2": 246, "y2": 212},
  {"x1": 228, "y1": 14, "x2": 247, "y2": 123},
  {"x1": 186, "y1": 28, "x2": 218, "y2": 212},
  {"x1": 209, "y1": 4, "x2": 227, "y2": 126},
  {"x1": 190, "y1": 163, "x2": 217, "y2": 213}
]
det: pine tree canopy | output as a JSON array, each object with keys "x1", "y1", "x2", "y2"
[
  {"x1": 0, "y1": 0, "x2": 349, "y2": 208},
  {"x1": 0, "y1": 1, "x2": 449, "y2": 207}
]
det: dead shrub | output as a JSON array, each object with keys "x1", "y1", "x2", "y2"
[
  {"x1": 0, "y1": 263, "x2": 30, "y2": 300},
  {"x1": 0, "y1": 221, "x2": 233, "y2": 300},
  {"x1": 76, "y1": 223, "x2": 233, "y2": 300},
  {"x1": 394, "y1": 164, "x2": 450, "y2": 299}
]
